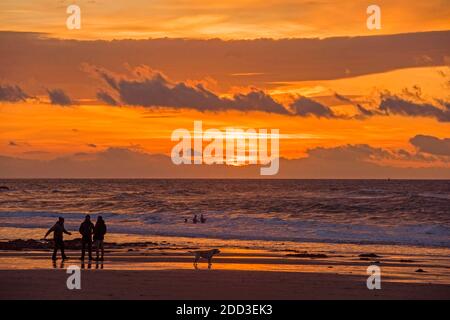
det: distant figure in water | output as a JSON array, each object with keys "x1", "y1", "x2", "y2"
[
  {"x1": 93, "y1": 216, "x2": 107, "y2": 261},
  {"x1": 200, "y1": 214, "x2": 206, "y2": 223},
  {"x1": 79, "y1": 215, "x2": 94, "y2": 260},
  {"x1": 184, "y1": 218, "x2": 188, "y2": 223},
  {"x1": 44, "y1": 217, "x2": 71, "y2": 261},
  {"x1": 193, "y1": 215, "x2": 198, "y2": 224}
]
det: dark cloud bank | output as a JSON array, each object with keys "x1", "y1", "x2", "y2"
[
  {"x1": 95, "y1": 67, "x2": 289, "y2": 114},
  {"x1": 1, "y1": 30, "x2": 449, "y2": 96},
  {"x1": 94, "y1": 66, "x2": 450, "y2": 121}
]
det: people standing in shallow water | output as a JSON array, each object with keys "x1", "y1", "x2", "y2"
[
  {"x1": 193, "y1": 215, "x2": 198, "y2": 224},
  {"x1": 200, "y1": 214, "x2": 206, "y2": 223},
  {"x1": 44, "y1": 217, "x2": 72, "y2": 261},
  {"x1": 79, "y1": 215, "x2": 94, "y2": 260},
  {"x1": 93, "y1": 216, "x2": 107, "y2": 261}
]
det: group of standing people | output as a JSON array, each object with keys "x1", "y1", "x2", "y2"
[{"x1": 44, "y1": 215, "x2": 107, "y2": 261}]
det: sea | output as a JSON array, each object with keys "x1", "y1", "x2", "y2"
[{"x1": 0, "y1": 179, "x2": 449, "y2": 247}]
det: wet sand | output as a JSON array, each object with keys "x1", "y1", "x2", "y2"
[{"x1": 1, "y1": 268, "x2": 449, "y2": 300}]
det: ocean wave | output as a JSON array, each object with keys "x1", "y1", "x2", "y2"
[
  {"x1": 0, "y1": 210, "x2": 449, "y2": 247},
  {"x1": 418, "y1": 192, "x2": 450, "y2": 200}
]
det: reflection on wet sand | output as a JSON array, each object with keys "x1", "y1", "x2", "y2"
[
  {"x1": 1, "y1": 246, "x2": 450, "y2": 285},
  {"x1": 50, "y1": 258, "x2": 104, "y2": 270}
]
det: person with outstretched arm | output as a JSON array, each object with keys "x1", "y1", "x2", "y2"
[{"x1": 44, "y1": 217, "x2": 72, "y2": 261}]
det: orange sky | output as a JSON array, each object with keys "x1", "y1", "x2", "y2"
[{"x1": 1, "y1": 66, "x2": 449, "y2": 161}]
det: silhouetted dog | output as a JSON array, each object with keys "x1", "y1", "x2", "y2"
[{"x1": 190, "y1": 249, "x2": 221, "y2": 269}]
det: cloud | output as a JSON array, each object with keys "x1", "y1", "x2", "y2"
[
  {"x1": 290, "y1": 96, "x2": 336, "y2": 118},
  {"x1": 410, "y1": 135, "x2": 450, "y2": 156},
  {"x1": 356, "y1": 104, "x2": 382, "y2": 118},
  {"x1": 378, "y1": 95, "x2": 450, "y2": 122},
  {"x1": 1, "y1": 144, "x2": 448, "y2": 179},
  {"x1": 96, "y1": 90, "x2": 118, "y2": 106},
  {"x1": 22, "y1": 150, "x2": 50, "y2": 155},
  {"x1": 92, "y1": 67, "x2": 450, "y2": 123},
  {"x1": 278, "y1": 143, "x2": 448, "y2": 179},
  {"x1": 333, "y1": 93, "x2": 356, "y2": 104},
  {"x1": 435, "y1": 99, "x2": 450, "y2": 111},
  {"x1": 8, "y1": 141, "x2": 18, "y2": 147},
  {"x1": 3, "y1": 30, "x2": 450, "y2": 90},
  {"x1": 334, "y1": 90, "x2": 450, "y2": 121},
  {"x1": 87, "y1": 143, "x2": 97, "y2": 148},
  {"x1": 47, "y1": 88, "x2": 73, "y2": 106},
  {"x1": 0, "y1": 84, "x2": 28, "y2": 102},
  {"x1": 308, "y1": 143, "x2": 440, "y2": 163},
  {"x1": 93, "y1": 67, "x2": 289, "y2": 114},
  {"x1": 93, "y1": 66, "x2": 358, "y2": 117},
  {"x1": 305, "y1": 144, "x2": 391, "y2": 161}
]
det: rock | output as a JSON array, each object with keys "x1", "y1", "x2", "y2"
[
  {"x1": 0, "y1": 186, "x2": 9, "y2": 191},
  {"x1": 359, "y1": 253, "x2": 381, "y2": 258},
  {"x1": 415, "y1": 268, "x2": 426, "y2": 273},
  {"x1": 0, "y1": 239, "x2": 51, "y2": 250},
  {"x1": 0, "y1": 238, "x2": 183, "y2": 251}
]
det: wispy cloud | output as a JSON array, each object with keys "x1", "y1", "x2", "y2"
[
  {"x1": 290, "y1": 96, "x2": 336, "y2": 118},
  {"x1": 47, "y1": 88, "x2": 73, "y2": 106},
  {"x1": 379, "y1": 95, "x2": 450, "y2": 122},
  {"x1": 0, "y1": 84, "x2": 28, "y2": 102}
]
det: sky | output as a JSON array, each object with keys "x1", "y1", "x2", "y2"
[
  {"x1": 0, "y1": 0, "x2": 449, "y2": 178},
  {"x1": 1, "y1": 0, "x2": 450, "y2": 39}
]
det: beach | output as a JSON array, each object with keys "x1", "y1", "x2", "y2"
[
  {"x1": 0, "y1": 236, "x2": 449, "y2": 300},
  {"x1": 0, "y1": 179, "x2": 449, "y2": 299},
  {"x1": 2, "y1": 269, "x2": 449, "y2": 300}
]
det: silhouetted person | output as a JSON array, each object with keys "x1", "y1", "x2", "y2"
[
  {"x1": 44, "y1": 217, "x2": 71, "y2": 261},
  {"x1": 193, "y1": 215, "x2": 198, "y2": 224},
  {"x1": 93, "y1": 216, "x2": 107, "y2": 261},
  {"x1": 79, "y1": 215, "x2": 94, "y2": 260},
  {"x1": 200, "y1": 214, "x2": 206, "y2": 223}
]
